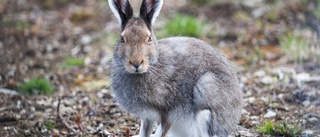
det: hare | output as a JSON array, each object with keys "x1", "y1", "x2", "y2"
[{"x1": 108, "y1": 0, "x2": 243, "y2": 137}]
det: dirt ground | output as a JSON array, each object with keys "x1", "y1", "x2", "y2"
[{"x1": 0, "y1": 0, "x2": 320, "y2": 136}]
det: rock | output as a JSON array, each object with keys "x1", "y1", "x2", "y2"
[
  {"x1": 294, "y1": 72, "x2": 320, "y2": 85},
  {"x1": 293, "y1": 89, "x2": 307, "y2": 100},
  {"x1": 302, "y1": 100, "x2": 310, "y2": 107},
  {"x1": 264, "y1": 110, "x2": 276, "y2": 118},
  {"x1": 308, "y1": 117, "x2": 319, "y2": 123},
  {"x1": 302, "y1": 130, "x2": 314, "y2": 136},
  {"x1": 244, "y1": 97, "x2": 256, "y2": 103},
  {"x1": 252, "y1": 7, "x2": 267, "y2": 18},
  {"x1": 242, "y1": 0, "x2": 264, "y2": 7},
  {"x1": 261, "y1": 76, "x2": 275, "y2": 85},
  {"x1": 83, "y1": 45, "x2": 92, "y2": 53},
  {"x1": 250, "y1": 116, "x2": 259, "y2": 120},
  {"x1": 84, "y1": 57, "x2": 92, "y2": 65},
  {"x1": 100, "y1": 56, "x2": 110, "y2": 65},
  {"x1": 295, "y1": 72, "x2": 311, "y2": 84},
  {"x1": 16, "y1": 100, "x2": 21, "y2": 109},
  {"x1": 254, "y1": 70, "x2": 266, "y2": 77},
  {"x1": 45, "y1": 44, "x2": 54, "y2": 53},
  {"x1": 237, "y1": 130, "x2": 255, "y2": 137},
  {"x1": 63, "y1": 98, "x2": 76, "y2": 106},
  {"x1": 307, "y1": 91, "x2": 318, "y2": 101},
  {"x1": 242, "y1": 109, "x2": 250, "y2": 115},
  {"x1": 0, "y1": 88, "x2": 18, "y2": 95},
  {"x1": 71, "y1": 45, "x2": 81, "y2": 55},
  {"x1": 261, "y1": 96, "x2": 271, "y2": 103},
  {"x1": 80, "y1": 35, "x2": 92, "y2": 45},
  {"x1": 7, "y1": 69, "x2": 15, "y2": 77},
  {"x1": 20, "y1": 109, "x2": 26, "y2": 114}
]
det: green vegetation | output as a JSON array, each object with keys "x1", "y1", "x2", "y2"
[
  {"x1": 191, "y1": 0, "x2": 210, "y2": 6},
  {"x1": 243, "y1": 45, "x2": 263, "y2": 69},
  {"x1": 160, "y1": 14, "x2": 204, "y2": 38},
  {"x1": 44, "y1": 0, "x2": 54, "y2": 9},
  {"x1": 280, "y1": 32, "x2": 310, "y2": 63},
  {"x1": 62, "y1": 57, "x2": 85, "y2": 68},
  {"x1": 59, "y1": 0, "x2": 70, "y2": 4},
  {"x1": 258, "y1": 120, "x2": 303, "y2": 136},
  {"x1": 16, "y1": 21, "x2": 30, "y2": 30},
  {"x1": 265, "y1": 11, "x2": 279, "y2": 22},
  {"x1": 44, "y1": 120, "x2": 56, "y2": 130},
  {"x1": 18, "y1": 78, "x2": 54, "y2": 95},
  {"x1": 191, "y1": 0, "x2": 221, "y2": 6},
  {"x1": 43, "y1": 0, "x2": 70, "y2": 9},
  {"x1": 311, "y1": 0, "x2": 320, "y2": 18}
]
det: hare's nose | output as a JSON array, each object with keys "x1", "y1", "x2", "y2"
[{"x1": 130, "y1": 60, "x2": 144, "y2": 69}]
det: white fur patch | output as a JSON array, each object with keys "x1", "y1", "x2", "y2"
[
  {"x1": 108, "y1": 0, "x2": 123, "y2": 25},
  {"x1": 196, "y1": 110, "x2": 211, "y2": 137},
  {"x1": 150, "y1": 0, "x2": 163, "y2": 25}
]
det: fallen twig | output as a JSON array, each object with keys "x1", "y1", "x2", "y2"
[{"x1": 56, "y1": 96, "x2": 61, "y2": 120}]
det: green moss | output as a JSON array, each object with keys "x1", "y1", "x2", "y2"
[
  {"x1": 44, "y1": 0, "x2": 54, "y2": 9},
  {"x1": 62, "y1": 57, "x2": 84, "y2": 68},
  {"x1": 18, "y1": 78, "x2": 54, "y2": 95},
  {"x1": 160, "y1": 14, "x2": 204, "y2": 38},
  {"x1": 258, "y1": 120, "x2": 274, "y2": 135},
  {"x1": 232, "y1": 11, "x2": 251, "y2": 22},
  {"x1": 258, "y1": 120, "x2": 303, "y2": 136},
  {"x1": 44, "y1": 120, "x2": 56, "y2": 130},
  {"x1": 265, "y1": 11, "x2": 279, "y2": 22},
  {"x1": 16, "y1": 21, "x2": 30, "y2": 30}
]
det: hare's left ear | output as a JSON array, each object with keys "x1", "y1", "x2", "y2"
[
  {"x1": 108, "y1": 0, "x2": 133, "y2": 29},
  {"x1": 139, "y1": 0, "x2": 163, "y2": 26}
]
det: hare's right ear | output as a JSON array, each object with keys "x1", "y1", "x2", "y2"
[
  {"x1": 139, "y1": 0, "x2": 163, "y2": 26},
  {"x1": 108, "y1": 0, "x2": 133, "y2": 29}
]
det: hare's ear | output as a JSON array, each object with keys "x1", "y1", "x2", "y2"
[
  {"x1": 108, "y1": 0, "x2": 133, "y2": 28},
  {"x1": 139, "y1": 0, "x2": 163, "y2": 26}
]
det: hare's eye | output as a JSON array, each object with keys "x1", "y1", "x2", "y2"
[
  {"x1": 120, "y1": 36, "x2": 125, "y2": 43},
  {"x1": 148, "y1": 36, "x2": 152, "y2": 43}
]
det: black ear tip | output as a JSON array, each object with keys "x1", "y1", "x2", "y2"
[{"x1": 139, "y1": 0, "x2": 163, "y2": 25}]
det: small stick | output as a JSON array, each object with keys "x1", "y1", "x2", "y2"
[
  {"x1": 126, "y1": 127, "x2": 130, "y2": 137},
  {"x1": 57, "y1": 96, "x2": 61, "y2": 119}
]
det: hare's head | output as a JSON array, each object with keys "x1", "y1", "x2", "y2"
[{"x1": 109, "y1": 0, "x2": 163, "y2": 74}]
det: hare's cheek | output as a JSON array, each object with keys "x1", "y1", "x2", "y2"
[{"x1": 140, "y1": 60, "x2": 149, "y2": 72}]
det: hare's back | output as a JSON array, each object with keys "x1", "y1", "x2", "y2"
[
  {"x1": 157, "y1": 36, "x2": 239, "y2": 91},
  {"x1": 157, "y1": 37, "x2": 232, "y2": 72}
]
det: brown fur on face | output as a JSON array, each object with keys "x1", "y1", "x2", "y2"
[{"x1": 116, "y1": 17, "x2": 157, "y2": 74}]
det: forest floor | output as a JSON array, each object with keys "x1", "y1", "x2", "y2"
[{"x1": 1, "y1": 0, "x2": 320, "y2": 136}]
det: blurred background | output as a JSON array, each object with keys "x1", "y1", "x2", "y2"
[{"x1": 0, "y1": 0, "x2": 319, "y2": 136}]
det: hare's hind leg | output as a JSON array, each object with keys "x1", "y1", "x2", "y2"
[{"x1": 193, "y1": 72, "x2": 240, "y2": 136}]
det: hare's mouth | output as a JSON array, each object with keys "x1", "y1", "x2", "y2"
[
  {"x1": 126, "y1": 67, "x2": 148, "y2": 74},
  {"x1": 125, "y1": 61, "x2": 148, "y2": 74}
]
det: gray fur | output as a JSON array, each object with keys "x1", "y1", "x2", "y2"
[
  {"x1": 111, "y1": 37, "x2": 243, "y2": 136},
  {"x1": 109, "y1": 0, "x2": 243, "y2": 136}
]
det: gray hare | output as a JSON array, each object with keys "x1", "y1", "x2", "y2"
[{"x1": 108, "y1": 0, "x2": 243, "y2": 136}]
